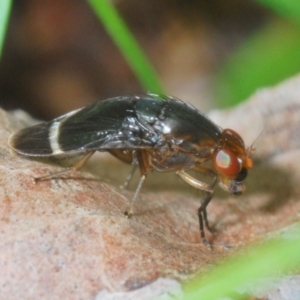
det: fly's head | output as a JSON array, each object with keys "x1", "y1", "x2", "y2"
[{"x1": 213, "y1": 128, "x2": 254, "y2": 195}]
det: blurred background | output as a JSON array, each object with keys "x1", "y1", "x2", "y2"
[{"x1": 0, "y1": 0, "x2": 300, "y2": 120}]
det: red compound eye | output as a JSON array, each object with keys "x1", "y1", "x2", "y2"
[{"x1": 214, "y1": 148, "x2": 241, "y2": 177}]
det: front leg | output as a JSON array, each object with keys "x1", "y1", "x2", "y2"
[
  {"x1": 198, "y1": 190, "x2": 214, "y2": 248},
  {"x1": 176, "y1": 170, "x2": 217, "y2": 248}
]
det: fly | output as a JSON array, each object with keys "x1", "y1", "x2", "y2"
[{"x1": 8, "y1": 93, "x2": 254, "y2": 248}]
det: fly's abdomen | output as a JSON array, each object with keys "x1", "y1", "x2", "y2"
[{"x1": 8, "y1": 122, "x2": 55, "y2": 156}]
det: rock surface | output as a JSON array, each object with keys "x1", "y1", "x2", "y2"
[{"x1": 1, "y1": 75, "x2": 300, "y2": 299}]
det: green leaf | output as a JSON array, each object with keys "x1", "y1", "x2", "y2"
[
  {"x1": 183, "y1": 225, "x2": 300, "y2": 300},
  {"x1": 88, "y1": 0, "x2": 164, "y2": 94},
  {"x1": 0, "y1": 0, "x2": 12, "y2": 60},
  {"x1": 256, "y1": 0, "x2": 300, "y2": 26},
  {"x1": 215, "y1": 22, "x2": 300, "y2": 107}
]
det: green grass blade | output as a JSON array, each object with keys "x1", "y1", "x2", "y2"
[
  {"x1": 183, "y1": 226, "x2": 300, "y2": 300},
  {"x1": 88, "y1": 0, "x2": 164, "y2": 94},
  {"x1": 0, "y1": 0, "x2": 12, "y2": 60},
  {"x1": 256, "y1": 0, "x2": 300, "y2": 26},
  {"x1": 214, "y1": 22, "x2": 300, "y2": 107}
]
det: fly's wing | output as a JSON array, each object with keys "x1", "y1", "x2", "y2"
[{"x1": 8, "y1": 96, "x2": 159, "y2": 157}]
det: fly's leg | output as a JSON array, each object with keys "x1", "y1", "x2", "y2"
[
  {"x1": 33, "y1": 150, "x2": 95, "y2": 183},
  {"x1": 124, "y1": 174, "x2": 146, "y2": 218},
  {"x1": 198, "y1": 191, "x2": 214, "y2": 248},
  {"x1": 202, "y1": 201, "x2": 215, "y2": 233},
  {"x1": 120, "y1": 165, "x2": 137, "y2": 189},
  {"x1": 124, "y1": 150, "x2": 150, "y2": 218},
  {"x1": 107, "y1": 149, "x2": 137, "y2": 189},
  {"x1": 176, "y1": 169, "x2": 217, "y2": 248}
]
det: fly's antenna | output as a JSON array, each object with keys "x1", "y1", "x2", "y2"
[{"x1": 246, "y1": 127, "x2": 265, "y2": 156}]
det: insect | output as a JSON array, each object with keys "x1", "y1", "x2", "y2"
[{"x1": 8, "y1": 93, "x2": 253, "y2": 248}]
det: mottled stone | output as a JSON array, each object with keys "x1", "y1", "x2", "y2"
[{"x1": 1, "y1": 75, "x2": 300, "y2": 299}]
